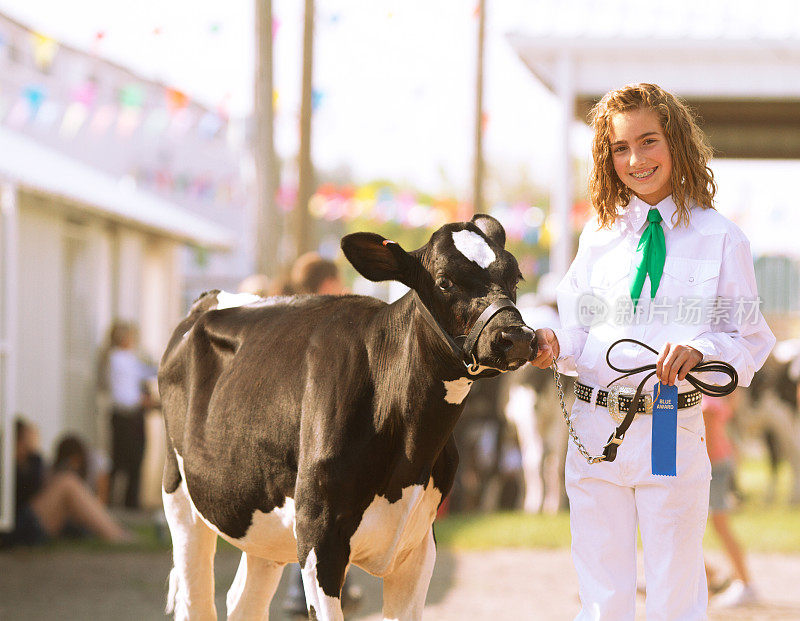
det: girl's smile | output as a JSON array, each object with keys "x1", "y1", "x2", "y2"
[
  {"x1": 631, "y1": 167, "x2": 657, "y2": 179},
  {"x1": 609, "y1": 108, "x2": 673, "y2": 205}
]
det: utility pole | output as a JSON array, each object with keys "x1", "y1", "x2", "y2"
[
  {"x1": 295, "y1": 0, "x2": 315, "y2": 258},
  {"x1": 472, "y1": 0, "x2": 487, "y2": 216},
  {"x1": 254, "y1": 0, "x2": 280, "y2": 275}
]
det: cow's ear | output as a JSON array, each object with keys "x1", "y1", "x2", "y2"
[
  {"x1": 471, "y1": 214, "x2": 506, "y2": 248},
  {"x1": 341, "y1": 233, "x2": 417, "y2": 286}
]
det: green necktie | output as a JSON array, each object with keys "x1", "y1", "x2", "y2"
[{"x1": 630, "y1": 208, "x2": 665, "y2": 308}]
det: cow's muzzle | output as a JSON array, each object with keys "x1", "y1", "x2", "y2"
[{"x1": 497, "y1": 325, "x2": 537, "y2": 369}]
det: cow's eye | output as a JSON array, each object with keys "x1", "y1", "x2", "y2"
[{"x1": 437, "y1": 276, "x2": 454, "y2": 291}]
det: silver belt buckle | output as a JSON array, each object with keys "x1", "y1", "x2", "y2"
[{"x1": 607, "y1": 385, "x2": 653, "y2": 424}]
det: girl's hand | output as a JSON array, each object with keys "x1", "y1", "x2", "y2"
[
  {"x1": 530, "y1": 328, "x2": 560, "y2": 369},
  {"x1": 656, "y1": 342, "x2": 702, "y2": 385}
]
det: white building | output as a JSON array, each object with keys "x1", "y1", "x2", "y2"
[{"x1": 0, "y1": 13, "x2": 241, "y2": 528}]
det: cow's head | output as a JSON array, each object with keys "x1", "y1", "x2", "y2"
[{"x1": 341, "y1": 214, "x2": 537, "y2": 374}]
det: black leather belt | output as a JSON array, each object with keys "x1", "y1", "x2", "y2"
[{"x1": 575, "y1": 381, "x2": 702, "y2": 413}]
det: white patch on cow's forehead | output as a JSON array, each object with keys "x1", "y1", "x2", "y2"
[
  {"x1": 215, "y1": 291, "x2": 262, "y2": 310},
  {"x1": 452, "y1": 230, "x2": 495, "y2": 268},
  {"x1": 443, "y1": 378, "x2": 473, "y2": 404}
]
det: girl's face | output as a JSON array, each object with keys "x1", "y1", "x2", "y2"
[{"x1": 609, "y1": 107, "x2": 673, "y2": 206}]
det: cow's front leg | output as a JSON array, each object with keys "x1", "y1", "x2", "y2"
[
  {"x1": 382, "y1": 528, "x2": 436, "y2": 621},
  {"x1": 296, "y1": 490, "x2": 352, "y2": 621},
  {"x1": 296, "y1": 529, "x2": 349, "y2": 621}
]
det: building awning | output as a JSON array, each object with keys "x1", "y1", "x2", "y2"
[
  {"x1": 506, "y1": 1, "x2": 800, "y2": 159},
  {"x1": 0, "y1": 125, "x2": 234, "y2": 250}
]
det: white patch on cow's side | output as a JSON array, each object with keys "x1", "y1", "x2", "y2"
[
  {"x1": 301, "y1": 548, "x2": 343, "y2": 620},
  {"x1": 172, "y1": 450, "x2": 297, "y2": 561},
  {"x1": 229, "y1": 498, "x2": 298, "y2": 561},
  {"x1": 452, "y1": 230, "x2": 495, "y2": 268},
  {"x1": 215, "y1": 290, "x2": 262, "y2": 310},
  {"x1": 349, "y1": 478, "x2": 442, "y2": 577},
  {"x1": 443, "y1": 377, "x2": 473, "y2": 404}
]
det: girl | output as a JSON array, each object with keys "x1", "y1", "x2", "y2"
[
  {"x1": 532, "y1": 83, "x2": 775, "y2": 620},
  {"x1": 100, "y1": 321, "x2": 157, "y2": 508}
]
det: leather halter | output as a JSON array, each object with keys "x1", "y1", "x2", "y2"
[{"x1": 410, "y1": 291, "x2": 519, "y2": 376}]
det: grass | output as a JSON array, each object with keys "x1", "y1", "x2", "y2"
[
  {"x1": 435, "y1": 456, "x2": 800, "y2": 554},
  {"x1": 435, "y1": 511, "x2": 572, "y2": 550},
  {"x1": 15, "y1": 456, "x2": 799, "y2": 555}
]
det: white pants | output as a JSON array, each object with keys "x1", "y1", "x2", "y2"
[{"x1": 566, "y1": 396, "x2": 711, "y2": 621}]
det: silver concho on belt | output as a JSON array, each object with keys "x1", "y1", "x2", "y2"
[{"x1": 607, "y1": 385, "x2": 653, "y2": 425}]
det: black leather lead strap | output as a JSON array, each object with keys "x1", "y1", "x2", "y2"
[
  {"x1": 411, "y1": 291, "x2": 519, "y2": 371},
  {"x1": 601, "y1": 338, "x2": 739, "y2": 462},
  {"x1": 411, "y1": 291, "x2": 464, "y2": 362}
]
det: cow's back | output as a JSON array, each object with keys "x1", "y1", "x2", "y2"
[{"x1": 159, "y1": 292, "x2": 386, "y2": 540}]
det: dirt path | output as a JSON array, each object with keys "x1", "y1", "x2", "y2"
[{"x1": 1, "y1": 546, "x2": 798, "y2": 620}]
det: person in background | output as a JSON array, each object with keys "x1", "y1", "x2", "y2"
[
  {"x1": 237, "y1": 273, "x2": 273, "y2": 298},
  {"x1": 290, "y1": 251, "x2": 346, "y2": 295},
  {"x1": 54, "y1": 434, "x2": 111, "y2": 505},
  {"x1": 1, "y1": 419, "x2": 132, "y2": 548},
  {"x1": 100, "y1": 320, "x2": 157, "y2": 509},
  {"x1": 703, "y1": 394, "x2": 758, "y2": 608}
]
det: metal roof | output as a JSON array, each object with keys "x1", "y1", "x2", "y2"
[
  {"x1": 0, "y1": 125, "x2": 234, "y2": 249},
  {"x1": 507, "y1": 0, "x2": 800, "y2": 44},
  {"x1": 506, "y1": 0, "x2": 800, "y2": 158}
]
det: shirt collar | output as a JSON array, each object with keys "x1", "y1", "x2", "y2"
[{"x1": 626, "y1": 194, "x2": 678, "y2": 233}]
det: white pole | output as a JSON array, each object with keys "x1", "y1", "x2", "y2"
[
  {"x1": 0, "y1": 181, "x2": 18, "y2": 532},
  {"x1": 551, "y1": 52, "x2": 575, "y2": 279}
]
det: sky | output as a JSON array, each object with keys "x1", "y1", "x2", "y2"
[
  {"x1": 1, "y1": 0, "x2": 799, "y2": 248},
  {"x1": 0, "y1": 0, "x2": 559, "y2": 195}
]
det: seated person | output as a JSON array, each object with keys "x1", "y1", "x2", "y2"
[
  {"x1": 2, "y1": 419, "x2": 133, "y2": 547},
  {"x1": 53, "y1": 434, "x2": 111, "y2": 505}
]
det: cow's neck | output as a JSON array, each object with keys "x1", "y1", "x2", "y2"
[
  {"x1": 373, "y1": 291, "x2": 472, "y2": 464},
  {"x1": 389, "y1": 290, "x2": 470, "y2": 381}
]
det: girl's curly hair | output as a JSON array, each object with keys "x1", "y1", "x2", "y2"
[{"x1": 589, "y1": 83, "x2": 716, "y2": 228}]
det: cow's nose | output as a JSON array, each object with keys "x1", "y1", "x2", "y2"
[{"x1": 499, "y1": 326, "x2": 536, "y2": 363}]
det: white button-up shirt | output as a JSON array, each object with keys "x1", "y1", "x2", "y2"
[{"x1": 553, "y1": 195, "x2": 775, "y2": 392}]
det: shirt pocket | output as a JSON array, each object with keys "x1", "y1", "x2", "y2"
[
  {"x1": 661, "y1": 256, "x2": 720, "y2": 302},
  {"x1": 589, "y1": 254, "x2": 632, "y2": 298}
]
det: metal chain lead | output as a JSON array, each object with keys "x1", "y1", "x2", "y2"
[{"x1": 550, "y1": 361, "x2": 606, "y2": 464}]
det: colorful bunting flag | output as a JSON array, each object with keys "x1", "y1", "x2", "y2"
[
  {"x1": 165, "y1": 88, "x2": 188, "y2": 113},
  {"x1": 71, "y1": 81, "x2": 97, "y2": 107},
  {"x1": 59, "y1": 102, "x2": 89, "y2": 139},
  {"x1": 22, "y1": 84, "x2": 47, "y2": 116},
  {"x1": 311, "y1": 89, "x2": 323, "y2": 111},
  {"x1": 31, "y1": 32, "x2": 59, "y2": 70},
  {"x1": 116, "y1": 107, "x2": 142, "y2": 137},
  {"x1": 89, "y1": 103, "x2": 116, "y2": 135},
  {"x1": 119, "y1": 84, "x2": 145, "y2": 109}
]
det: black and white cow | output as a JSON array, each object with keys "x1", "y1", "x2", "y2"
[{"x1": 159, "y1": 215, "x2": 536, "y2": 620}]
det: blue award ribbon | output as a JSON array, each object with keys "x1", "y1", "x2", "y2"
[{"x1": 651, "y1": 382, "x2": 678, "y2": 476}]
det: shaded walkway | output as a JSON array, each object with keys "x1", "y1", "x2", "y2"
[{"x1": 1, "y1": 547, "x2": 798, "y2": 619}]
